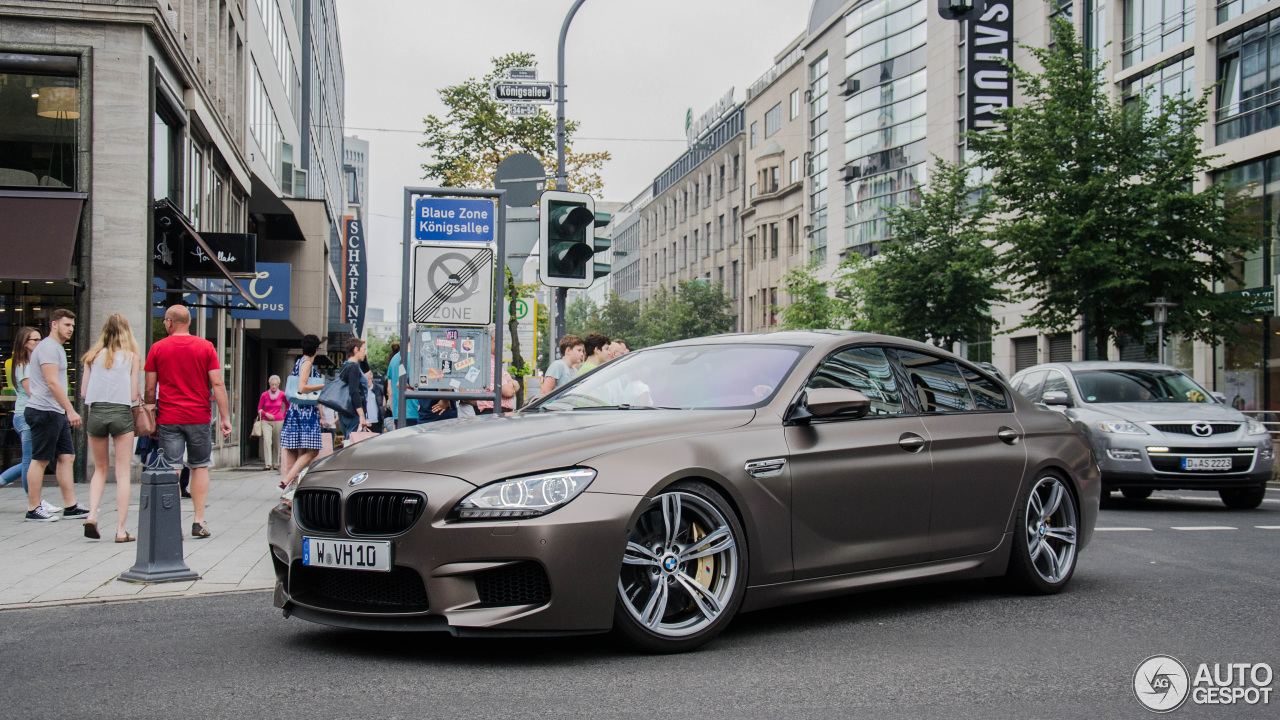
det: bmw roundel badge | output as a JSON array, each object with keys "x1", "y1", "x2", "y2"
[{"x1": 348, "y1": 472, "x2": 369, "y2": 487}]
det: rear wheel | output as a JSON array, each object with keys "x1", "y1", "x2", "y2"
[
  {"x1": 613, "y1": 481, "x2": 747, "y2": 653},
  {"x1": 1002, "y1": 474, "x2": 1079, "y2": 594},
  {"x1": 1120, "y1": 488, "x2": 1152, "y2": 500},
  {"x1": 1220, "y1": 487, "x2": 1266, "y2": 509}
]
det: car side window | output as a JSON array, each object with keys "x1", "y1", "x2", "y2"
[
  {"x1": 892, "y1": 349, "x2": 975, "y2": 413},
  {"x1": 1014, "y1": 370, "x2": 1047, "y2": 401},
  {"x1": 961, "y1": 365, "x2": 1010, "y2": 411},
  {"x1": 807, "y1": 346, "x2": 907, "y2": 416},
  {"x1": 1040, "y1": 371, "x2": 1070, "y2": 401}
]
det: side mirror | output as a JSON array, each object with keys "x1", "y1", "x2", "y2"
[
  {"x1": 806, "y1": 388, "x2": 871, "y2": 418},
  {"x1": 1211, "y1": 392, "x2": 1228, "y2": 404},
  {"x1": 1042, "y1": 391, "x2": 1073, "y2": 407}
]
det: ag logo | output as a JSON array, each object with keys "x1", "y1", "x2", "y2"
[{"x1": 1135, "y1": 655, "x2": 1190, "y2": 713}]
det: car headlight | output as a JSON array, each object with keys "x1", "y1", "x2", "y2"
[
  {"x1": 1097, "y1": 421, "x2": 1147, "y2": 435},
  {"x1": 281, "y1": 465, "x2": 309, "y2": 503},
  {"x1": 1246, "y1": 418, "x2": 1270, "y2": 436},
  {"x1": 454, "y1": 468, "x2": 596, "y2": 520}
]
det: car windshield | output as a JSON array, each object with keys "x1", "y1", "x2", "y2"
[
  {"x1": 1074, "y1": 369, "x2": 1215, "y2": 404},
  {"x1": 531, "y1": 344, "x2": 806, "y2": 410}
]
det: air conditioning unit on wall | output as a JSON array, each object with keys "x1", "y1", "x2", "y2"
[{"x1": 840, "y1": 165, "x2": 860, "y2": 182}]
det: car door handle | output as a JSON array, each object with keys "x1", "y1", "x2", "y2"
[
  {"x1": 899, "y1": 433, "x2": 926, "y2": 452},
  {"x1": 998, "y1": 427, "x2": 1020, "y2": 445}
]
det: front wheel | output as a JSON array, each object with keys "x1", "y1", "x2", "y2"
[
  {"x1": 1001, "y1": 474, "x2": 1079, "y2": 594},
  {"x1": 1220, "y1": 487, "x2": 1266, "y2": 509},
  {"x1": 613, "y1": 481, "x2": 747, "y2": 653}
]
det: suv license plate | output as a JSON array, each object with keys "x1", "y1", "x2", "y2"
[
  {"x1": 1182, "y1": 457, "x2": 1233, "y2": 471},
  {"x1": 303, "y1": 537, "x2": 391, "y2": 571}
]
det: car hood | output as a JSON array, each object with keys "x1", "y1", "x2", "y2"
[
  {"x1": 1083, "y1": 402, "x2": 1247, "y2": 423},
  {"x1": 310, "y1": 409, "x2": 757, "y2": 485}
]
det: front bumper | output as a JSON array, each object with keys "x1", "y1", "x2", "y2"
[
  {"x1": 1094, "y1": 429, "x2": 1273, "y2": 491},
  {"x1": 268, "y1": 469, "x2": 641, "y2": 634}
]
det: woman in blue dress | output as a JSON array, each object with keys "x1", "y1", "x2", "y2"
[{"x1": 280, "y1": 334, "x2": 324, "y2": 487}]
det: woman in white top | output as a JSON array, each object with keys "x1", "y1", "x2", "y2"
[{"x1": 80, "y1": 313, "x2": 142, "y2": 542}]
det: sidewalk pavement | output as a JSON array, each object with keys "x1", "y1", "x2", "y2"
[{"x1": 0, "y1": 469, "x2": 282, "y2": 610}]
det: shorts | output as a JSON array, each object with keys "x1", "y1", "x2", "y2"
[
  {"x1": 87, "y1": 402, "x2": 135, "y2": 438},
  {"x1": 25, "y1": 407, "x2": 73, "y2": 462},
  {"x1": 158, "y1": 423, "x2": 213, "y2": 469}
]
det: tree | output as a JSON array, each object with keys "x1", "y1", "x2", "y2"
[
  {"x1": 595, "y1": 293, "x2": 643, "y2": 346},
  {"x1": 777, "y1": 259, "x2": 865, "y2": 331},
  {"x1": 564, "y1": 295, "x2": 599, "y2": 338},
  {"x1": 420, "y1": 53, "x2": 610, "y2": 194},
  {"x1": 643, "y1": 281, "x2": 735, "y2": 345},
  {"x1": 859, "y1": 158, "x2": 1007, "y2": 349},
  {"x1": 968, "y1": 18, "x2": 1259, "y2": 358},
  {"x1": 365, "y1": 334, "x2": 393, "y2": 377}
]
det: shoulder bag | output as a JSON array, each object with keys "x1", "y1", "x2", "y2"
[
  {"x1": 285, "y1": 365, "x2": 321, "y2": 406},
  {"x1": 132, "y1": 403, "x2": 157, "y2": 437},
  {"x1": 318, "y1": 366, "x2": 354, "y2": 417}
]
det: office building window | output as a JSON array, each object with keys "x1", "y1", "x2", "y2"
[
  {"x1": 1122, "y1": 52, "x2": 1194, "y2": 115},
  {"x1": 809, "y1": 52, "x2": 829, "y2": 265},
  {"x1": 790, "y1": 88, "x2": 801, "y2": 119},
  {"x1": 765, "y1": 103, "x2": 783, "y2": 137},
  {"x1": 1217, "y1": 15, "x2": 1280, "y2": 144},
  {"x1": 750, "y1": 121, "x2": 758, "y2": 148},
  {"x1": 0, "y1": 57, "x2": 80, "y2": 189},
  {"x1": 1122, "y1": 0, "x2": 1194, "y2": 69},
  {"x1": 1218, "y1": 0, "x2": 1266, "y2": 24}
]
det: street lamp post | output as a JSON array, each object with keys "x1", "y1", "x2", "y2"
[
  {"x1": 1144, "y1": 297, "x2": 1178, "y2": 365},
  {"x1": 551, "y1": 0, "x2": 589, "y2": 346}
]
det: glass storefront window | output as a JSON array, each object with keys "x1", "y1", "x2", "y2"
[{"x1": 0, "y1": 65, "x2": 79, "y2": 189}]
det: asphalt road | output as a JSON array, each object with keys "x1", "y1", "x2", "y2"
[{"x1": 2, "y1": 490, "x2": 1278, "y2": 719}]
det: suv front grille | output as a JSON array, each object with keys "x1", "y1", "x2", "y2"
[
  {"x1": 290, "y1": 562, "x2": 429, "y2": 612},
  {"x1": 294, "y1": 489, "x2": 341, "y2": 533},
  {"x1": 1150, "y1": 423, "x2": 1240, "y2": 436},
  {"x1": 1149, "y1": 447, "x2": 1254, "y2": 473},
  {"x1": 346, "y1": 491, "x2": 425, "y2": 536},
  {"x1": 474, "y1": 562, "x2": 551, "y2": 607}
]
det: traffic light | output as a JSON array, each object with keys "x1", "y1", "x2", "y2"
[
  {"x1": 539, "y1": 190, "x2": 596, "y2": 288},
  {"x1": 592, "y1": 211, "x2": 612, "y2": 280}
]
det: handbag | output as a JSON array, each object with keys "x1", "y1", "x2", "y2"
[
  {"x1": 285, "y1": 372, "x2": 320, "y2": 406},
  {"x1": 318, "y1": 371, "x2": 355, "y2": 417},
  {"x1": 131, "y1": 403, "x2": 156, "y2": 437},
  {"x1": 250, "y1": 419, "x2": 264, "y2": 438}
]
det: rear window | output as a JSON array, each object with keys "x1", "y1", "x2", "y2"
[
  {"x1": 961, "y1": 366, "x2": 1010, "y2": 411},
  {"x1": 894, "y1": 349, "x2": 974, "y2": 413}
]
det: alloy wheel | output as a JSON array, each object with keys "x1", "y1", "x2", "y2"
[{"x1": 1025, "y1": 476, "x2": 1078, "y2": 584}]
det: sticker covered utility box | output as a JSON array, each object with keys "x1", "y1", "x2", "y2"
[{"x1": 411, "y1": 327, "x2": 492, "y2": 391}]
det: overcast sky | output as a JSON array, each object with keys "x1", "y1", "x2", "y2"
[{"x1": 335, "y1": 0, "x2": 813, "y2": 319}]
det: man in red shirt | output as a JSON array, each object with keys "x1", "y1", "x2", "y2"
[{"x1": 143, "y1": 305, "x2": 231, "y2": 538}]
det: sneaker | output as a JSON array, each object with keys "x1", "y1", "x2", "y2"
[
  {"x1": 40, "y1": 500, "x2": 63, "y2": 515},
  {"x1": 61, "y1": 503, "x2": 90, "y2": 520},
  {"x1": 25, "y1": 506, "x2": 59, "y2": 522}
]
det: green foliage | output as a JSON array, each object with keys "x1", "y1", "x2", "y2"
[
  {"x1": 420, "y1": 53, "x2": 609, "y2": 195},
  {"x1": 968, "y1": 18, "x2": 1260, "y2": 357},
  {"x1": 365, "y1": 334, "x2": 392, "y2": 377},
  {"x1": 860, "y1": 158, "x2": 1007, "y2": 348},
  {"x1": 564, "y1": 283, "x2": 734, "y2": 348},
  {"x1": 777, "y1": 259, "x2": 865, "y2": 331}
]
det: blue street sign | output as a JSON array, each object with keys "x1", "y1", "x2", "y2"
[
  {"x1": 413, "y1": 197, "x2": 496, "y2": 243},
  {"x1": 230, "y1": 262, "x2": 291, "y2": 319}
]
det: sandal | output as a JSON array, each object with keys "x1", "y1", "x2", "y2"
[
  {"x1": 83, "y1": 521, "x2": 100, "y2": 540},
  {"x1": 114, "y1": 532, "x2": 136, "y2": 543},
  {"x1": 191, "y1": 522, "x2": 211, "y2": 539}
]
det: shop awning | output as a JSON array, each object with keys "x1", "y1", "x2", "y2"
[
  {"x1": 247, "y1": 175, "x2": 306, "y2": 241},
  {"x1": 152, "y1": 200, "x2": 258, "y2": 308},
  {"x1": 0, "y1": 189, "x2": 87, "y2": 281}
]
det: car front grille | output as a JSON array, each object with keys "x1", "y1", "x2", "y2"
[
  {"x1": 346, "y1": 491, "x2": 425, "y2": 536},
  {"x1": 1149, "y1": 447, "x2": 1254, "y2": 473},
  {"x1": 474, "y1": 562, "x2": 552, "y2": 607},
  {"x1": 294, "y1": 489, "x2": 341, "y2": 533},
  {"x1": 290, "y1": 562, "x2": 429, "y2": 612},
  {"x1": 1150, "y1": 423, "x2": 1240, "y2": 436}
]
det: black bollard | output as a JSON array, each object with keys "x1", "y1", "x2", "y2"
[{"x1": 118, "y1": 450, "x2": 200, "y2": 584}]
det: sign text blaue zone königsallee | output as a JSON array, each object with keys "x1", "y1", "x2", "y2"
[{"x1": 413, "y1": 197, "x2": 497, "y2": 243}]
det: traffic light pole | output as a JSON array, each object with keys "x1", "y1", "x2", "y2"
[{"x1": 552, "y1": 0, "x2": 588, "y2": 350}]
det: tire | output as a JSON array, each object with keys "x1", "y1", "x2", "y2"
[
  {"x1": 1121, "y1": 488, "x2": 1153, "y2": 500},
  {"x1": 1220, "y1": 486, "x2": 1266, "y2": 510},
  {"x1": 1001, "y1": 473, "x2": 1080, "y2": 594},
  {"x1": 613, "y1": 481, "x2": 747, "y2": 653}
]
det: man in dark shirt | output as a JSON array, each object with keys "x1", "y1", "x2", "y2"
[{"x1": 338, "y1": 338, "x2": 371, "y2": 437}]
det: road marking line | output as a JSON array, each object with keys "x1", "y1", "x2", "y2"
[
  {"x1": 1170, "y1": 526, "x2": 1238, "y2": 531},
  {"x1": 1095, "y1": 527, "x2": 1152, "y2": 531},
  {"x1": 1255, "y1": 526, "x2": 1280, "y2": 530}
]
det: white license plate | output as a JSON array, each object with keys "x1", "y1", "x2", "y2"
[
  {"x1": 1182, "y1": 457, "x2": 1234, "y2": 471},
  {"x1": 303, "y1": 537, "x2": 391, "y2": 571}
]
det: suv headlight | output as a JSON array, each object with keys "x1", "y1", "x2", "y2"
[
  {"x1": 454, "y1": 468, "x2": 596, "y2": 520},
  {"x1": 1246, "y1": 418, "x2": 1270, "y2": 436},
  {"x1": 1097, "y1": 421, "x2": 1147, "y2": 435}
]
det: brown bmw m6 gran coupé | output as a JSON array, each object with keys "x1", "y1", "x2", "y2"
[{"x1": 269, "y1": 331, "x2": 1099, "y2": 652}]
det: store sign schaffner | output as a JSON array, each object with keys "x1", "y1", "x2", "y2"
[{"x1": 966, "y1": 1, "x2": 1014, "y2": 132}]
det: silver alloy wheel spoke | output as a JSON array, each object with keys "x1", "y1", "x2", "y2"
[
  {"x1": 1044, "y1": 526, "x2": 1077, "y2": 545},
  {"x1": 1040, "y1": 540, "x2": 1060, "y2": 579},
  {"x1": 662, "y1": 493, "x2": 682, "y2": 548},
  {"x1": 1029, "y1": 490, "x2": 1044, "y2": 519},
  {"x1": 641, "y1": 579, "x2": 670, "y2": 629},
  {"x1": 679, "y1": 526, "x2": 734, "y2": 562},
  {"x1": 1042, "y1": 483, "x2": 1064, "y2": 520},
  {"x1": 1028, "y1": 536, "x2": 1043, "y2": 560},
  {"x1": 674, "y1": 571, "x2": 723, "y2": 621},
  {"x1": 624, "y1": 542, "x2": 661, "y2": 567}
]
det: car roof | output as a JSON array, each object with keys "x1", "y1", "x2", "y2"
[
  {"x1": 1011, "y1": 361, "x2": 1180, "y2": 376},
  {"x1": 657, "y1": 330, "x2": 969, "y2": 358}
]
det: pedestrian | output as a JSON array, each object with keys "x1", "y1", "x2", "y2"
[
  {"x1": 280, "y1": 334, "x2": 324, "y2": 487},
  {"x1": 575, "y1": 333, "x2": 612, "y2": 376},
  {"x1": 611, "y1": 339, "x2": 630, "y2": 357},
  {"x1": 337, "y1": 338, "x2": 372, "y2": 437},
  {"x1": 540, "y1": 334, "x2": 583, "y2": 395},
  {"x1": 0, "y1": 328, "x2": 53, "y2": 519},
  {"x1": 257, "y1": 375, "x2": 287, "y2": 470},
  {"x1": 472, "y1": 360, "x2": 519, "y2": 415},
  {"x1": 385, "y1": 342, "x2": 419, "y2": 429},
  {"x1": 23, "y1": 309, "x2": 89, "y2": 522},
  {"x1": 143, "y1": 305, "x2": 232, "y2": 539},
  {"x1": 80, "y1": 313, "x2": 142, "y2": 542}
]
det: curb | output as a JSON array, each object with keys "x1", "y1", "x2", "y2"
[{"x1": 0, "y1": 585, "x2": 273, "y2": 613}]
